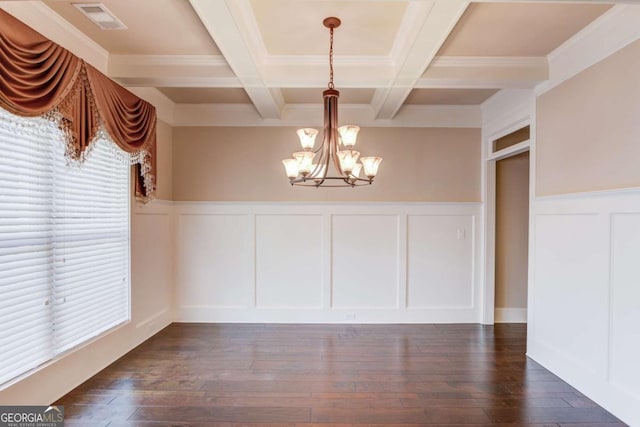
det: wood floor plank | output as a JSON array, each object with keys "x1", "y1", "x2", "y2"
[
  {"x1": 130, "y1": 406, "x2": 311, "y2": 423},
  {"x1": 484, "y1": 407, "x2": 622, "y2": 424},
  {"x1": 54, "y1": 323, "x2": 626, "y2": 426},
  {"x1": 310, "y1": 407, "x2": 440, "y2": 423}
]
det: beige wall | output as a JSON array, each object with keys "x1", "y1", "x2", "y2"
[
  {"x1": 172, "y1": 127, "x2": 481, "y2": 202},
  {"x1": 537, "y1": 40, "x2": 640, "y2": 196},
  {"x1": 154, "y1": 120, "x2": 173, "y2": 201},
  {"x1": 495, "y1": 151, "x2": 529, "y2": 310}
]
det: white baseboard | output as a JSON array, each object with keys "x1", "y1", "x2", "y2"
[
  {"x1": 175, "y1": 306, "x2": 481, "y2": 324},
  {"x1": 495, "y1": 307, "x2": 527, "y2": 323},
  {"x1": 135, "y1": 308, "x2": 172, "y2": 336}
]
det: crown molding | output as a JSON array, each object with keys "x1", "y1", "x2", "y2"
[
  {"x1": 536, "y1": 4, "x2": 640, "y2": 96},
  {"x1": 0, "y1": 2, "x2": 109, "y2": 72}
]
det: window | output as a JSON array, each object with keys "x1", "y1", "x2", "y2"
[{"x1": 0, "y1": 108, "x2": 130, "y2": 385}]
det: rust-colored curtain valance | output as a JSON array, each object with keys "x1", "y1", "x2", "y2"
[{"x1": 0, "y1": 9, "x2": 156, "y2": 200}]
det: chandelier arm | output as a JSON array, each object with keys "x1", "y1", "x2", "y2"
[
  {"x1": 316, "y1": 131, "x2": 333, "y2": 186},
  {"x1": 310, "y1": 132, "x2": 330, "y2": 185},
  {"x1": 328, "y1": 93, "x2": 345, "y2": 176},
  {"x1": 308, "y1": 161, "x2": 321, "y2": 180}
]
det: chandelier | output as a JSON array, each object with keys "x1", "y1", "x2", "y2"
[{"x1": 282, "y1": 17, "x2": 382, "y2": 187}]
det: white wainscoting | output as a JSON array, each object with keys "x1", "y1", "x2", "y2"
[
  {"x1": 132, "y1": 201, "x2": 174, "y2": 331},
  {"x1": 174, "y1": 202, "x2": 482, "y2": 324},
  {"x1": 528, "y1": 188, "x2": 640, "y2": 427},
  {"x1": 332, "y1": 214, "x2": 400, "y2": 309},
  {"x1": 256, "y1": 214, "x2": 324, "y2": 308}
]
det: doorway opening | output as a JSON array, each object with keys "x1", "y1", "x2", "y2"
[
  {"x1": 483, "y1": 123, "x2": 531, "y2": 325},
  {"x1": 495, "y1": 151, "x2": 529, "y2": 323}
]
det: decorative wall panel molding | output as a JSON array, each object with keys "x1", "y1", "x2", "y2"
[
  {"x1": 528, "y1": 188, "x2": 640, "y2": 427},
  {"x1": 171, "y1": 202, "x2": 482, "y2": 324}
]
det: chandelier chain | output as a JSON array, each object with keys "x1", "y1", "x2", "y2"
[{"x1": 328, "y1": 27, "x2": 334, "y2": 89}]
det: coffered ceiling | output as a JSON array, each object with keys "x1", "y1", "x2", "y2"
[{"x1": 0, "y1": 0, "x2": 616, "y2": 127}]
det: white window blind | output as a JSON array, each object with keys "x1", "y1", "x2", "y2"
[
  {"x1": 0, "y1": 108, "x2": 130, "y2": 386},
  {"x1": 0, "y1": 117, "x2": 56, "y2": 386}
]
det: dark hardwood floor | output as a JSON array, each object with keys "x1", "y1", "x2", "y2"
[{"x1": 56, "y1": 323, "x2": 625, "y2": 426}]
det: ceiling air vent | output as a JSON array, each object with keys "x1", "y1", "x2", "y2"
[{"x1": 73, "y1": 3, "x2": 127, "y2": 30}]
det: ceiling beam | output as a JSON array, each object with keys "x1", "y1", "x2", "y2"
[
  {"x1": 188, "y1": 0, "x2": 283, "y2": 119},
  {"x1": 372, "y1": 0, "x2": 470, "y2": 120},
  {"x1": 107, "y1": 54, "x2": 547, "y2": 91},
  {"x1": 108, "y1": 54, "x2": 241, "y2": 88},
  {"x1": 173, "y1": 103, "x2": 480, "y2": 128},
  {"x1": 416, "y1": 56, "x2": 548, "y2": 89}
]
